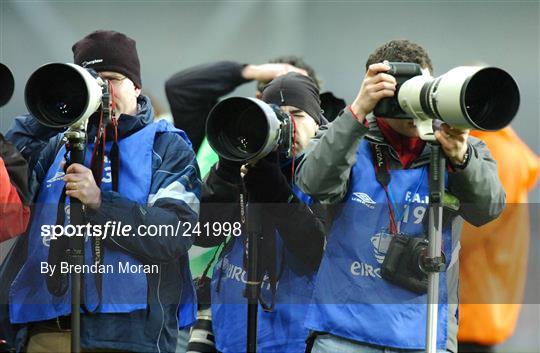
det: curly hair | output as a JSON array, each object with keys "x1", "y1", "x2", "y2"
[
  {"x1": 256, "y1": 55, "x2": 321, "y2": 92},
  {"x1": 365, "y1": 39, "x2": 433, "y2": 72}
]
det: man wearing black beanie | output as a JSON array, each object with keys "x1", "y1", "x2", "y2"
[
  {"x1": 261, "y1": 72, "x2": 325, "y2": 156},
  {"x1": 4, "y1": 30, "x2": 201, "y2": 353},
  {"x1": 295, "y1": 39, "x2": 504, "y2": 353},
  {"x1": 165, "y1": 57, "x2": 339, "y2": 353},
  {"x1": 72, "y1": 30, "x2": 142, "y2": 119},
  {"x1": 193, "y1": 72, "x2": 326, "y2": 353}
]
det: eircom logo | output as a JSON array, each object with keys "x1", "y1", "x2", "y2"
[
  {"x1": 219, "y1": 256, "x2": 272, "y2": 291},
  {"x1": 349, "y1": 231, "x2": 390, "y2": 279},
  {"x1": 351, "y1": 192, "x2": 376, "y2": 209}
]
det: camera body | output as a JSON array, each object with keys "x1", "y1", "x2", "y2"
[
  {"x1": 187, "y1": 276, "x2": 217, "y2": 353},
  {"x1": 373, "y1": 62, "x2": 423, "y2": 119},
  {"x1": 381, "y1": 234, "x2": 430, "y2": 294},
  {"x1": 187, "y1": 307, "x2": 217, "y2": 353},
  {"x1": 265, "y1": 104, "x2": 294, "y2": 162}
]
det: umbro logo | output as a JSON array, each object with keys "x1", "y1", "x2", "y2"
[
  {"x1": 351, "y1": 192, "x2": 376, "y2": 209},
  {"x1": 46, "y1": 171, "x2": 65, "y2": 187}
]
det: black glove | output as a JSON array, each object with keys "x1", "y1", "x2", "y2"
[
  {"x1": 243, "y1": 151, "x2": 292, "y2": 203},
  {"x1": 214, "y1": 157, "x2": 243, "y2": 184}
]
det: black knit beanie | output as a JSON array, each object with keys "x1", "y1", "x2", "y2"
[
  {"x1": 261, "y1": 73, "x2": 323, "y2": 125},
  {"x1": 72, "y1": 30, "x2": 142, "y2": 88}
]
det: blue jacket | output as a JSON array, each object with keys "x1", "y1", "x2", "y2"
[
  {"x1": 3, "y1": 95, "x2": 201, "y2": 353},
  {"x1": 296, "y1": 111, "x2": 505, "y2": 352},
  {"x1": 304, "y1": 140, "x2": 451, "y2": 350}
]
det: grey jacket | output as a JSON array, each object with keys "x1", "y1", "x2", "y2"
[{"x1": 295, "y1": 109, "x2": 505, "y2": 352}]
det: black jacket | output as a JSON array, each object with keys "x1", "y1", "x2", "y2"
[
  {"x1": 166, "y1": 61, "x2": 250, "y2": 153},
  {"x1": 165, "y1": 61, "x2": 326, "y2": 271}
]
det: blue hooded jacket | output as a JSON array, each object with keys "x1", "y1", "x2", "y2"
[{"x1": 3, "y1": 95, "x2": 201, "y2": 353}]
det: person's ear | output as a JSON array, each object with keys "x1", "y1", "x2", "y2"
[
  {"x1": 134, "y1": 87, "x2": 142, "y2": 97},
  {"x1": 255, "y1": 91, "x2": 262, "y2": 99}
]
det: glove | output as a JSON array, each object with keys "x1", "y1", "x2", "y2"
[
  {"x1": 214, "y1": 157, "x2": 243, "y2": 184},
  {"x1": 243, "y1": 151, "x2": 292, "y2": 203}
]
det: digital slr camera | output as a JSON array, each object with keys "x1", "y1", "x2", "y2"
[{"x1": 381, "y1": 234, "x2": 446, "y2": 294}]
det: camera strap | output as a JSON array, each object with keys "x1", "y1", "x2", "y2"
[
  {"x1": 215, "y1": 237, "x2": 232, "y2": 294},
  {"x1": 258, "y1": 246, "x2": 286, "y2": 313},
  {"x1": 83, "y1": 108, "x2": 120, "y2": 314},
  {"x1": 238, "y1": 180, "x2": 281, "y2": 312},
  {"x1": 108, "y1": 84, "x2": 120, "y2": 193},
  {"x1": 47, "y1": 149, "x2": 71, "y2": 298},
  {"x1": 371, "y1": 144, "x2": 399, "y2": 234},
  {"x1": 257, "y1": 224, "x2": 286, "y2": 313},
  {"x1": 372, "y1": 143, "x2": 427, "y2": 237},
  {"x1": 216, "y1": 184, "x2": 247, "y2": 294},
  {"x1": 289, "y1": 114, "x2": 298, "y2": 181}
]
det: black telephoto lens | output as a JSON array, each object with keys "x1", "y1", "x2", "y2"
[
  {"x1": 207, "y1": 97, "x2": 285, "y2": 162},
  {"x1": 0, "y1": 63, "x2": 15, "y2": 107}
]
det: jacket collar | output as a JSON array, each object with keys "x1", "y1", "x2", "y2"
[
  {"x1": 364, "y1": 114, "x2": 432, "y2": 168},
  {"x1": 86, "y1": 94, "x2": 154, "y2": 141}
]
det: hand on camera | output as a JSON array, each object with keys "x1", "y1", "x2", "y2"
[
  {"x1": 350, "y1": 61, "x2": 397, "y2": 122},
  {"x1": 242, "y1": 63, "x2": 308, "y2": 84},
  {"x1": 243, "y1": 151, "x2": 291, "y2": 203},
  {"x1": 434, "y1": 123, "x2": 470, "y2": 167},
  {"x1": 215, "y1": 157, "x2": 244, "y2": 184},
  {"x1": 63, "y1": 162, "x2": 102, "y2": 208}
]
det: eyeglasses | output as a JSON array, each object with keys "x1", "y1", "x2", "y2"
[{"x1": 98, "y1": 73, "x2": 127, "y2": 84}]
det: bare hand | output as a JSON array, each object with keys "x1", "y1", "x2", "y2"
[
  {"x1": 434, "y1": 124, "x2": 470, "y2": 166},
  {"x1": 242, "y1": 63, "x2": 308, "y2": 83},
  {"x1": 350, "y1": 62, "x2": 397, "y2": 122},
  {"x1": 63, "y1": 163, "x2": 102, "y2": 208}
]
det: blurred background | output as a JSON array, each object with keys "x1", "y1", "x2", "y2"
[{"x1": 0, "y1": 1, "x2": 537, "y2": 352}]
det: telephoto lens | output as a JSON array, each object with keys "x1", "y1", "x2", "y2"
[
  {"x1": 0, "y1": 63, "x2": 15, "y2": 107},
  {"x1": 186, "y1": 306, "x2": 217, "y2": 353},
  {"x1": 375, "y1": 62, "x2": 520, "y2": 132},
  {"x1": 25, "y1": 63, "x2": 103, "y2": 128},
  {"x1": 206, "y1": 97, "x2": 293, "y2": 163}
]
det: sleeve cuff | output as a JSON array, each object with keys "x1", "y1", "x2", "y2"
[
  {"x1": 449, "y1": 144, "x2": 472, "y2": 172},
  {"x1": 340, "y1": 109, "x2": 370, "y2": 138},
  {"x1": 84, "y1": 191, "x2": 122, "y2": 225}
]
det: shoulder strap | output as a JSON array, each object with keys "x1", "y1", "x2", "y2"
[{"x1": 371, "y1": 143, "x2": 391, "y2": 187}]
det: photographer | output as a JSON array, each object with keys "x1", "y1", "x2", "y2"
[
  {"x1": 295, "y1": 39, "x2": 505, "y2": 353},
  {"x1": 0, "y1": 134, "x2": 30, "y2": 242},
  {"x1": 3, "y1": 30, "x2": 200, "y2": 352},
  {"x1": 165, "y1": 58, "x2": 340, "y2": 353},
  {"x1": 198, "y1": 73, "x2": 326, "y2": 353}
]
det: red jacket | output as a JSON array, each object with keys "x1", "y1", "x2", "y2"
[
  {"x1": 0, "y1": 135, "x2": 30, "y2": 242},
  {"x1": 0, "y1": 158, "x2": 30, "y2": 242}
]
